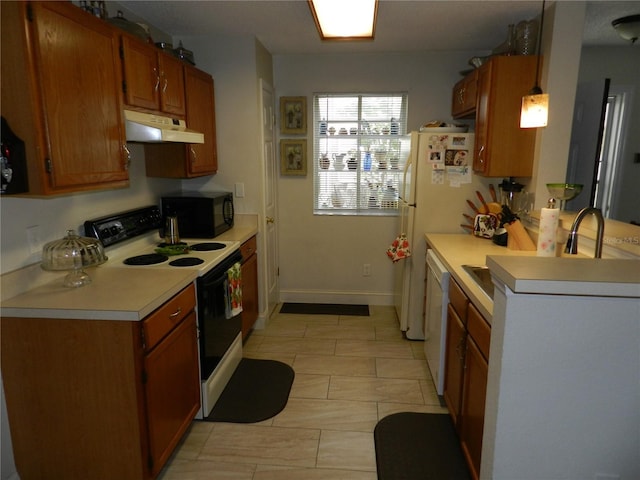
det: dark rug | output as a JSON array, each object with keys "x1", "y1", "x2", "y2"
[
  {"x1": 203, "y1": 358, "x2": 294, "y2": 423},
  {"x1": 374, "y1": 412, "x2": 471, "y2": 480},
  {"x1": 279, "y1": 303, "x2": 369, "y2": 316}
]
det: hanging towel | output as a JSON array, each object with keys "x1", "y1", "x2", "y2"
[
  {"x1": 226, "y1": 262, "x2": 243, "y2": 318},
  {"x1": 386, "y1": 233, "x2": 411, "y2": 262}
]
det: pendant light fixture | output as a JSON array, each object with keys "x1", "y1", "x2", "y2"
[
  {"x1": 612, "y1": 14, "x2": 640, "y2": 44},
  {"x1": 308, "y1": 0, "x2": 378, "y2": 41},
  {"x1": 520, "y1": 0, "x2": 548, "y2": 128}
]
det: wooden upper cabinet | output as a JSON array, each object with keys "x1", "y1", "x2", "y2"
[
  {"x1": 121, "y1": 35, "x2": 186, "y2": 117},
  {"x1": 472, "y1": 56, "x2": 537, "y2": 177},
  {"x1": 1, "y1": 1, "x2": 129, "y2": 195},
  {"x1": 144, "y1": 65, "x2": 218, "y2": 178},
  {"x1": 452, "y1": 69, "x2": 478, "y2": 119},
  {"x1": 184, "y1": 65, "x2": 218, "y2": 175}
]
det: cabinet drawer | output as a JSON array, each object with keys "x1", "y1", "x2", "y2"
[
  {"x1": 240, "y1": 236, "x2": 257, "y2": 261},
  {"x1": 467, "y1": 303, "x2": 491, "y2": 360},
  {"x1": 143, "y1": 283, "x2": 196, "y2": 351},
  {"x1": 449, "y1": 277, "x2": 469, "y2": 324}
]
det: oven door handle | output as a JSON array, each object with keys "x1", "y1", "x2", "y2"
[{"x1": 200, "y1": 270, "x2": 228, "y2": 288}]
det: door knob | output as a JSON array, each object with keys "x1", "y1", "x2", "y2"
[{"x1": 266, "y1": 216, "x2": 274, "y2": 224}]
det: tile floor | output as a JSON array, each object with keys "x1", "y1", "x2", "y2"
[{"x1": 159, "y1": 305, "x2": 448, "y2": 479}]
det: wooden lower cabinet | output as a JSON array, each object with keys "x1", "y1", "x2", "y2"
[
  {"x1": 0, "y1": 284, "x2": 199, "y2": 480},
  {"x1": 460, "y1": 333, "x2": 488, "y2": 479},
  {"x1": 443, "y1": 303, "x2": 466, "y2": 429},
  {"x1": 443, "y1": 277, "x2": 491, "y2": 480},
  {"x1": 240, "y1": 236, "x2": 259, "y2": 339}
]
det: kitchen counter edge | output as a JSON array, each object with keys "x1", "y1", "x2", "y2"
[{"x1": 425, "y1": 233, "x2": 531, "y2": 322}]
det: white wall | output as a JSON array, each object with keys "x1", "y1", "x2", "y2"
[
  {"x1": 273, "y1": 51, "x2": 478, "y2": 304},
  {"x1": 0, "y1": 145, "x2": 179, "y2": 274}
]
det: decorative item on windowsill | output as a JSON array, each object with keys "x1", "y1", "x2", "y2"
[
  {"x1": 520, "y1": 0, "x2": 548, "y2": 129},
  {"x1": 41, "y1": 230, "x2": 108, "y2": 287}
]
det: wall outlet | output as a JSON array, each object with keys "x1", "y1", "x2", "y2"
[
  {"x1": 26, "y1": 225, "x2": 41, "y2": 255},
  {"x1": 235, "y1": 182, "x2": 245, "y2": 198},
  {"x1": 363, "y1": 263, "x2": 371, "y2": 276}
]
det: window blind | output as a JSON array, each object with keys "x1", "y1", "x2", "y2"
[{"x1": 313, "y1": 93, "x2": 409, "y2": 215}]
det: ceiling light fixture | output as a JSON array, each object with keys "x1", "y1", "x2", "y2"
[
  {"x1": 520, "y1": 0, "x2": 548, "y2": 129},
  {"x1": 612, "y1": 14, "x2": 640, "y2": 44},
  {"x1": 308, "y1": 0, "x2": 378, "y2": 41}
]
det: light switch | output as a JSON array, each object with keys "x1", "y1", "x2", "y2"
[{"x1": 235, "y1": 183, "x2": 245, "y2": 198}]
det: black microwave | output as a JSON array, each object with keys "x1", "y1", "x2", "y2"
[{"x1": 161, "y1": 192, "x2": 234, "y2": 238}]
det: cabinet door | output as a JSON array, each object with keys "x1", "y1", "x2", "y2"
[
  {"x1": 460, "y1": 335, "x2": 488, "y2": 480},
  {"x1": 121, "y1": 35, "x2": 161, "y2": 111},
  {"x1": 452, "y1": 70, "x2": 477, "y2": 119},
  {"x1": 29, "y1": 2, "x2": 128, "y2": 192},
  {"x1": 144, "y1": 312, "x2": 200, "y2": 477},
  {"x1": 184, "y1": 66, "x2": 218, "y2": 175},
  {"x1": 158, "y1": 53, "x2": 186, "y2": 116},
  {"x1": 473, "y1": 62, "x2": 491, "y2": 175},
  {"x1": 443, "y1": 303, "x2": 466, "y2": 430},
  {"x1": 473, "y1": 56, "x2": 537, "y2": 177}
]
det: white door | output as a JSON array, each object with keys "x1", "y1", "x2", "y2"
[{"x1": 260, "y1": 79, "x2": 279, "y2": 316}]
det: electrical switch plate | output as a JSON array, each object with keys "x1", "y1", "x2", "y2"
[
  {"x1": 26, "y1": 225, "x2": 41, "y2": 255},
  {"x1": 235, "y1": 183, "x2": 245, "y2": 198},
  {"x1": 363, "y1": 264, "x2": 371, "y2": 276}
]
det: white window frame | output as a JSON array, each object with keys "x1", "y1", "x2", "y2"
[{"x1": 313, "y1": 93, "x2": 409, "y2": 216}]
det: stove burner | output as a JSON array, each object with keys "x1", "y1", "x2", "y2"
[
  {"x1": 169, "y1": 257, "x2": 205, "y2": 267},
  {"x1": 124, "y1": 253, "x2": 168, "y2": 266},
  {"x1": 190, "y1": 242, "x2": 227, "y2": 252},
  {"x1": 157, "y1": 241, "x2": 188, "y2": 248}
]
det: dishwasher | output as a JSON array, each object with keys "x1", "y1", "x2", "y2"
[{"x1": 424, "y1": 249, "x2": 450, "y2": 396}]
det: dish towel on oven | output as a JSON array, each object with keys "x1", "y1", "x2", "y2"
[{"x1": 226, "y1": 262, "x2": 243, "y2": 318}]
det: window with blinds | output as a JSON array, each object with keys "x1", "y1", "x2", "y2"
[{"x1": 313, "y1": 93, "x2": 409, "y2": 215}]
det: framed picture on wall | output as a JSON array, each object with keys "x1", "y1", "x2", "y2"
[
  {"x1": 280, "y1": 139, "x2": 307, "y2": 176},
  {"x1": 280, "y1": 96, "x2": 307, "y2": 134}
]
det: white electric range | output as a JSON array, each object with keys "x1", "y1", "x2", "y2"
[{"x1": 84, "y1": 205, "x2": 243, "y2": 419}]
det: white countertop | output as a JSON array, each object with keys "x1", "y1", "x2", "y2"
[
  {"x1": 425, "y1": 233, "x2": 640, "y2": 323},
  {"x1": 0, "y1": 217, "x2": 259, "y2": 321},
  {"x1": 425, "y1": 233, "x2": 537, "y2": 322},
  {"x1": 487, "y1": 256, "x2": 640, "y2": 298},
  {"x1": 0, "y1": 267, "x2": 197, "y2": 321}
]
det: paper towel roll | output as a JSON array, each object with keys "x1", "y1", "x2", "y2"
[{"x1": 537, "y1": 207, "x2": 559, "y2": 256}]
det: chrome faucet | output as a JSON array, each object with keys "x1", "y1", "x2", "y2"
[{"x1": 565, "y1": 207, "x2": 605, "y2": 258}]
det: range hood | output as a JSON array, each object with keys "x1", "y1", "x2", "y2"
[{"x1": 124, "y1": 110, "x2": 204, "y2": 144}]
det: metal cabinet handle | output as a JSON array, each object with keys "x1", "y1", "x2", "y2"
[
  {"x1": 189, "y1": 146, "x2": 197, "y2": 164},
  {"x1": 123, "y1": 144, "x2": 131, "y2": 170},
  {"x1": 162, "y1": 73, "x2": 168, "y2": 93},
  {"x1": 477, "y1": 145, "x2": 485, "y2": 166},
  {"x1": 455, "y1": 335, "x2": 466, "y2": 362},
  {"x1": 168, "y1": 307, "x2": 182, "y2": 319},
  {"x1": 153, "y1": 67, "x2": 160, "y2": 92}
]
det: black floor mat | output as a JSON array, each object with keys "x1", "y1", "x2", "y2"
[
  {"x1": 279, "y1": 303, "x2": 369, "y2": 316},
  {"x1": 374, "y1": 412, "x2": 471, "y2": 480},
  {"x1": 203, "y1": 358, "x2": 294, "y2": 423}
]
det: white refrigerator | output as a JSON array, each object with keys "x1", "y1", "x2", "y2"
[{"x1": 393, "y1": 130, "x2": 477, "y2": 340}]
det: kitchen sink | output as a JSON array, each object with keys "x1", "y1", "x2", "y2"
[{"x1": 462, "y1": 265, "x2": 494, "y2": 299}]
